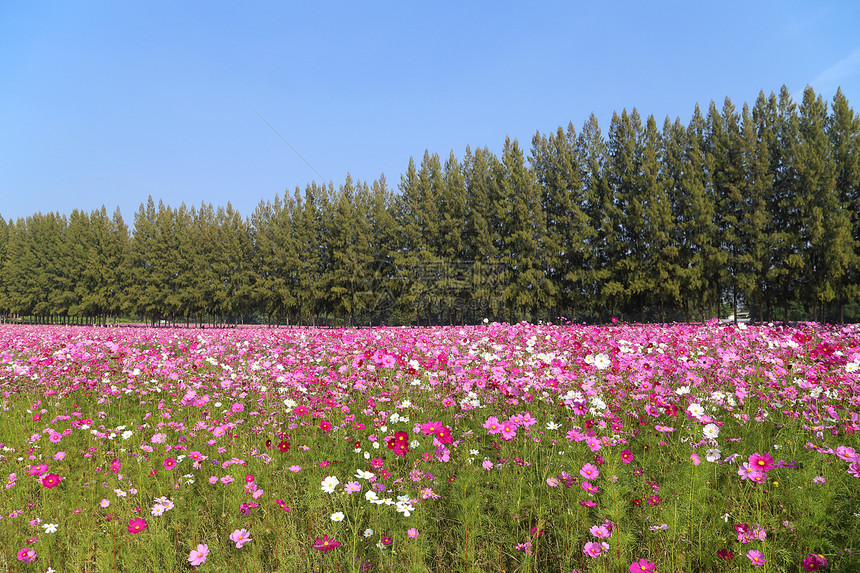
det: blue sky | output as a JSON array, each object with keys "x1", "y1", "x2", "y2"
[{"x1": 2, "y1": 1, "x2": 859, "y2": 223}]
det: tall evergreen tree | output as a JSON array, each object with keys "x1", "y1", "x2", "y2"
[
  {"x1": 706, "y1": 99, "x2": 746, "y2": 319},
  {"x1": 770, "y1": 86, "x2": 804, "y2": 320},
  {"x1": 0, "y1": 216, "x2": 8, "y2": 319},
  {"x1": 531, "y1": 122, "x2": 595, "y2": 320},
  {"x1": 640, "y1": 115, "x2": 678, "y2": 321},
  {"x1": 604, "y1": 109, "x2": 648, "y2": 319},
  {"x1": 577, "y1": 114, "x2": 609, "y2": 318},
  {"x1": 496, "y1": 137, "x2": 553, "y2": 322},
  {"x1": 462, "y1": 146, "x2": 505, "y2": 319},
  {"x1": 828, "y1": 87, "x2": 860, "y2": 321},
  {"x1": 796, "y1": 86, "x2": 852, "y2": 320},
  {"x1": 736, "y1": 101, "x2": 774, "y2": 320}
]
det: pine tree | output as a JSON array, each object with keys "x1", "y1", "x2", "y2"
[
  {"x1": 128, "y1": 197, "x2": 160, "y2": 322},
  {"x1": 770, "y1": 86, "x2": 803, "y2": 321},
  {"x1": 365, "y1": 175, "x2": 399, "y2": 324},
  {"x1": 796, "y1": 86, "x2": 851, "y2": 321},
  {"x1": 438, "y1": 152, "x2": 469, "y2": 323},
  {"x1": 828, "y1": 87, "x2": 860, "y2": 322},
  {"x1": 462, "y1": 146, "x2": 505, "y2": 320},
  {"x1": 682, "y1": 105, "x2": 723, "y2": 320},
  {"x1": 705, "y1": 99, "x2": 745, "y2": 320},
  {"x1": 496, "y1": 137, "x2": 553, "y2": 322},
  {"x1": 577, "y1": 114, "x2": 609, "y2": 319},
  {"x1": 662, "y1": 116, "x2": 696, "y2": 320},
  {"x1": 640, "y1": 114, "x2": 677, "y2": 322},
  {"x1": 531, "y1": 122, "x2": 595, "y2": 320},
  {"x1": 604, "y1": 109, "x2": 647, "y2": 320},
  {"x1": 3, "y1": 218, "x2": 35, "y2": 317},
  {"x1": 293, "y1": 184, "x2": 328, "y2": 325},
  {"x1": 324, "y1": 175, "x2": 374, "y2": 324}
]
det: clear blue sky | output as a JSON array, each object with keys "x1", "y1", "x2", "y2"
[{"x1": 2, "y1": 1, "x2": 859, "y2": 223}]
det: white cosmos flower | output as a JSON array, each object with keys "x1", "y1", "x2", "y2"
[
  {"x1": 593, "y1": 353, "x2": 611, "y2": 370},
  {"x1": 330, "y1": 512, "x2": 345, "y2": 522},
  {"x1": 705, "y1": 448, "x2": 722, "y2": 462},
  {"x1": 321, "y1": 476, "x2": 340, "y2": 494},
  {"x1": 355, "y1": 469, "x2": 375, "y2": 480},
  {"x1": 687, "y1": 403, "x2": 705, "y2": 419},
  {"x1": 363, "y1": 528, "x2": 374, "y2": 538},
  {"x1": 703, "y1": 423, "x2": 720, "y2": 439},
  {"x1": 42, "y1": 523, "x2": 58, "y2": 533},
  {"x1": 396, "y1": 501, "x2": 414, "y2": 516}
]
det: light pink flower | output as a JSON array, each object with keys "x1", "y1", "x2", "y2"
[{"x1": 230, "y1": 528, "x2": 252, "y2": 548}]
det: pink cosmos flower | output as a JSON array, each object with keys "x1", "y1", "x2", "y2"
[
  {"x1": 293, "y1": 405, "x2": 309, "y2": 417},
  {"x1": 421, "y1": 421, "x2": 441, "y2": 436},
  {"x1": 580, "y1": 463, "x2": 599, "y2": 480},
  {"x1": 585, "y1": 436, "x2": 602, "y2": 452},
  {"x1": 188, "y1": 543, "x2": 209, "y2": 566},
  {"x1": 407, "y1": 528, "x2": 419, "y2": 538},
  {"x1": 629, "y1": 558, "x2": 657, "y2": 573},
  {"x1": 738, "y1": 462, "x2": 765, "y2": 482},
  {"x1": 835, "y1": 446, "x2": 857, "y2": 462},
  {"x1": 17, "y1": 548, "x2": 36, "y2": 562},
  {"x1": 500, "y1": 420, "x2": 518, "y2": 440},
  {"x1": 28, "y1": 464, "x2": 49, "y2": 477},
  {"x1": 483, "y1": 416, "x2": 501, "y2": 434},
  {"x1": 747, "y1": 549, "x2": 767, "y2": 567},
  {"x1": 583, "y1": 541, "x2": 609, "y2": 557},
  {"x1": 163, "y1": 458, "x2": 176, "y2": 470},
  {"x1": 590, "y1": 525, "x2": 611, "y2": 538},
  {"x1": 581, "y1": 481, "x2": 600, "y2": 494},
  {"x1": 230, "y1": 528, "x2": 252, "y2": 548},
  {"x1": 344, "y1": 481, "x2": 361, "y2": 494}
]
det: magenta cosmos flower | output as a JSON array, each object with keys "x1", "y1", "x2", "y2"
[
  {"x1": 17, "y1": 548, "x2": 37, "y2": 563},
  {"x1": 748, "y1": 452, "x2": 774, "y2": 473},
  {"x1": 629, "y1": 558, "x2": 657, "y2": 573},
  {"x1": 188, "y1": 543, "x2": 209, "y2": 566},
  {"x1": 127, "y1": 518, "x2": 147, "y2": 534},
  {"x1": 802, "y1": 553, "x2": 828, "y2": 571},
  {"x1": 163, "y1": 457, "x2": 177, "y2": 470},
  {"x1": 41, "y1": 473, "x2": 62, "y2": 488},
  {"x1": 313, "y1": 534, "x2": 340, "y2": 553}
]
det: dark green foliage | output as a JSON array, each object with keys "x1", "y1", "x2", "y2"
[{"x1": 5, "y1": 86, "x2": 860, "y2": 324}]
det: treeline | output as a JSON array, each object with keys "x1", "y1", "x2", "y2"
[{"x1": 1, "y1": 85, "x2": 859, "y2": 326}]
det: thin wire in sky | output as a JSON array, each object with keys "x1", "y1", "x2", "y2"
[{"x1": 254, "y1": 109, "x2": 326, "y2": 182}]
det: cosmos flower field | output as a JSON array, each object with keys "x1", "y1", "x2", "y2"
[{"x1": 0, "y1": 321, "x2": 858, "y2": 573}]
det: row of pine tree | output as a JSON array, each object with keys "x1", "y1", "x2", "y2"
[{"x1": 1, "y1": 86, "x2": 858, "y2": 326}]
